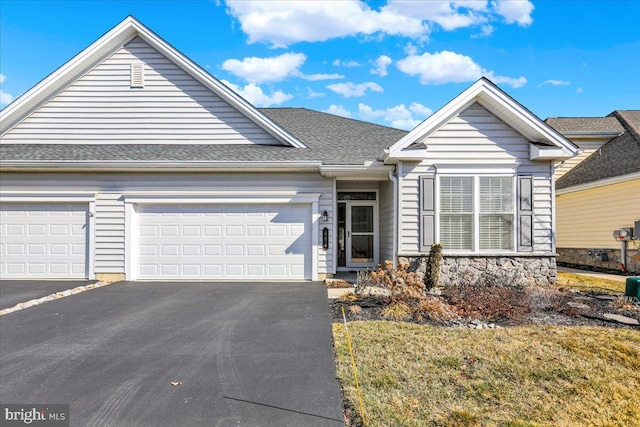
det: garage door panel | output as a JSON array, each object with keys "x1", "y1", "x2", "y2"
[
  {"x1": 137, "y1": 204, "x2": 311, "y2": 280},
  {"x1": 0, "y1": 203, "x2": 89, "y2": 279}
]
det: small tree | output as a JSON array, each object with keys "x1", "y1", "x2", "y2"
[{"x1": 423, "y1": 243, "x2": 443, "y2": 290}]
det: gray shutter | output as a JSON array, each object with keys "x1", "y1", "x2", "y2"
[
  {"x1": 518, "y1": 176, "x2": 534, "y2": 252},
  {"x1": 420, "y1": 176, "x2": 435, "y2": 252}
]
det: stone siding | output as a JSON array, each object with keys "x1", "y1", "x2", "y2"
[
  {"x1": 557, "y1": 243, "x2": 640, "y2": 274},
  {"x1": 400, "y1": 255, "x2": 557, "y2": 287}
]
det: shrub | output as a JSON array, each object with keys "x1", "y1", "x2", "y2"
[
  {"x1": 338, "y1": 292, "x2": 358, "y2": 302},
  {"x1": 424, "y1": 243, "x2": 443, "y2": 290},
  {"x1": 370, "y1": 260, "x2": 425, "y2": 305},
  {"x1": 348, "y1": 305, "x2": 363, "y2": 314},
  {"x1": 443, "y1": 270, "x2": 531, "y2": 320},
  {"x1": 381, "y1": 302, "x2": 412, "y2": 320},
  {"x1": 415, "y1": 296, "x2": 457, "y2": 322}
]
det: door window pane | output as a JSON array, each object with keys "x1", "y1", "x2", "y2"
[
  {"x1": 351, "y1": 235, "x2": 374, "y2": 263},
  {"x1": 351, "y1": 206, "x2": 374, "y2": 233}
]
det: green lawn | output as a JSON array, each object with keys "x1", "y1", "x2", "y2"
[
  {"x1": 333, "y1": 321, "x2": 640, "y2": 427},
  {"x1": 556, "y1": 272, "x2": 626, "y2": 294}
]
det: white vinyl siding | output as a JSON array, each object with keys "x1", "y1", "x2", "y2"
[
  {"x1": 1, "y1": 37, "x2": 281, "y2": 145},
  {"x1": 399, "y1": 103, "x2": 554, "y2": 255},
  {"x1": 0, "y1": 172, "x2": 334, "y2": 277},
  {"x1": 379, "y1": 180, "x2": 394, "y2": 263},
  {"x1": 95, "y1": 193, "x2": 125, "y2": 274}
]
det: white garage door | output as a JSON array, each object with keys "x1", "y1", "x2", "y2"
[
  {"x1": 0, "y1": 203, "x2": 89, "y2": 278},
  {"x1": 136, "y1": 204, "x2": 311, "y2": 280}
]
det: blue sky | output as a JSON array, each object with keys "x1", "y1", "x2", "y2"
[{"x1": 1, "y1": 0, "x2": 639, "y2": 130}]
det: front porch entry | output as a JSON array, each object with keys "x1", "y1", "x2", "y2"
[{"x1": 337, "y1": 191, "x2": 379, "y2": 270}]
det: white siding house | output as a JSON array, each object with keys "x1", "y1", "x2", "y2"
[{"x1": 0, "y1": 17, "x2": 577, "y2": 285}]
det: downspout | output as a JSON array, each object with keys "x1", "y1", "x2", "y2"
[
  {"x1": 621, "y1": 241, "x2": 627, "y2": 272},
  {"x1": 389, "y1": 168, "x2": 399, "y2": 268}
]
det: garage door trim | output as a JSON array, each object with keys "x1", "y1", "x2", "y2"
[
  {"x1": 123, "y1": 193, "x2": 321, "y2": 281},
  {"x1": 0, "y1": 192, "x2": 96, "y2": 279}
]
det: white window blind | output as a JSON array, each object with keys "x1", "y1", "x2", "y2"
[
  {"x1": 440, "y1": 177, "x2": 473, "y2": 250},
  {"x1": 479, "y1": 177, "x2": 513, "y2": 250}
]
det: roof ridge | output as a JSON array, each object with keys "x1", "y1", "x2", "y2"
[
  {"x1": 613, "y1": 111, "x2": 640, "y2": 143},
  {"x1": 259, "y1": 107, "x2": 409, "y2": 133}
]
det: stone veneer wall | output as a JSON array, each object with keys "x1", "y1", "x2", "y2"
[
  {"x1": 557, "y1": 243, "x2": 640, "y2": 274},
  {"x1": 400, "y1": 255, "x2": 557, "y2": 287}
]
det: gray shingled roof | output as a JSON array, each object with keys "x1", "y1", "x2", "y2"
[
  {"x1": 0, "y1": 108, "x2": 408, "y2": 165},
  {"x1": 544, "y1": 116, "x2": 624, "y2": 134},
  {"x1": 555, "y1": 110, "x2": 640, "y2": 190}
]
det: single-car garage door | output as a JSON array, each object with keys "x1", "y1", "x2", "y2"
[
  {"x1": 136, "y1": 204, "x2": 311, "y2": 280},
  {"x1": 0, "y1": 203, "x2": 89, "y2": 278}
]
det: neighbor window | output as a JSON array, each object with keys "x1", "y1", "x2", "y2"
[{"x1": 439, "y1": 176, "x2": 514, "y2": 252}]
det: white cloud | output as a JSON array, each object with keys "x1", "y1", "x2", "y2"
[
  {"x1": 225, "y1": 0, "x2": 427, "y2": 47},
  {"x1": 306, "y1": 88, "x2": 326, "y2": 98},
  {"x1": 0, "y1": 74, "x2": 14, "y2": 107},
  {"x1": 221, "y1": 80, "x2": 293, "y2": 107},
  {"x1": 396, "y1": 50, "x2": 526, "y2": 88},
  {"x1": 327, "y1": 81, "x2": 383, "y2": 97},
  {"x1": 333, "y1": 59, "x2": 362, "y2": 67},
  {"x1": 221, "y1": 52, "x2": 344, "y2": 84},
  {"x1": 537, "y1": 79, "x2": 571, "y2": 88},
  {"x1": 493, "y1": 0, "x2": 534, "y2": 27},
  {"x1": 358, "y1": 102, "x2": 432, "y2": 130},
  {"x1": 576, "y1": 87, "x2": 583, "y2": 93},
  {"x1": 301, "y1": 73, "x2": 344, "y2": 81},
  {"x1": 222, "y1": 53, "x2": 306, "y2": 84},
  {"x1": 371, "y1": 55, "x2": 393, "y2": 76},
  {"x1": 471, "y1": 24, "x2": 494, "y2": 38},
  {"x1": 224, "y1": 0, "x2": 533, "y2": 47},
  {"x1": 325, "y1": 104, "x2": 352, "y2": 118}
]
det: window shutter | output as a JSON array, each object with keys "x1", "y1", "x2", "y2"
[
  {"x1": 518, "y1": 176, "x2": 533, "y2": 252},
  {"x1": 420, "y1": 176, "x2": 435, "y2": 252}
]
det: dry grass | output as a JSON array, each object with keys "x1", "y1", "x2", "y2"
[
  {"x1": 333, "y1": 321, "x2": 640, "y2": 427},
  {"x1": 557, "y1": 272, "x2": 626, "y2": 294}
]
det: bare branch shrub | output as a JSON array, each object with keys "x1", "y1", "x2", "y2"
[
  {"x1": 443, "y1": 269, "x2": 532, "y2": 320},
  {"x1": 370, "y1": 260, "x2": 425, "y2": 304}
]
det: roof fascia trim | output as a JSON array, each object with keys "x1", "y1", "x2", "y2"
[
  {"x1": 386, "y1": 78, "x2": 579, "y2": 159},
  {"x1": 0, "y1": 160, "x2": 323, "y2": 172},
  {"x1": 556, "y1": 171, "x2": 640, "y2": 195}
]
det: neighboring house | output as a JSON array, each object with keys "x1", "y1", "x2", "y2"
[
  {"x1": 0, "y1": 17, "x2": 578, "y2": 285},
  {"x1": 546, "y1": 111, "x2": 640, "y2": 273}
]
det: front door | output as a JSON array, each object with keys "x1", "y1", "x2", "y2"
[{"x1": 346, "y1": 202, "x2": 378, "y2": 268}]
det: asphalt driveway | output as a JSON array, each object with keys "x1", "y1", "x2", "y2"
[
  {"x1": 0, "y1": 280, "x2": 96, "y2": 310},
  {"x1": 0, "y1": 281, "x2": 344, "y2": 426}
]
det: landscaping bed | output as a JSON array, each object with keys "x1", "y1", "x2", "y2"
[{"x1": 330, "y1": 262, "x2": 639, "y2": 426}]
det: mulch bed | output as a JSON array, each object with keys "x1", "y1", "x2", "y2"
[{"x1": 330, "y1": 290, "x2": 640, "y2": 330}]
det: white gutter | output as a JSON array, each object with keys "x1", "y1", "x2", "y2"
[
  {"x1": 319, "y1": 163, "x2": 394, "y2": 178},
  {"x1": 389, "y1": 169, "x2": 399, "y2": 268},
  {"x1": 556, "y1": 171, "x2": 640, "y2": 195},
  {"x1": 0, "y1": 160, "x2": 323, "y2": 172}
]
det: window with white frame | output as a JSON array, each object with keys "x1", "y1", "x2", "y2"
[{"x1": 439, "y1": 176, "x2": 514, "y2": 252}]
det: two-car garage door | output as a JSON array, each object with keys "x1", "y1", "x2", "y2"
[
  {"x1": 0, "y1": 203, "x2": 89, "y2": 278},
  {"x1": 0, "y1": 202, "x2": 312, "y2": 280},
  {"x1": 135, "y1": 204, "x2": 312, "y2": 280}
]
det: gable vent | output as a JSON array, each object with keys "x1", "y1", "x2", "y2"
[{"x1": 130, "y1": 62, "x2": 144, "y2": 88}]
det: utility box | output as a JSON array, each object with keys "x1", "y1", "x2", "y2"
[
  {"x1": 614, "y1": 228, "x2": 633, "y2": 241},
  {"x1": 625, "y1": 277, "x2": 640, "y2": 299}
]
